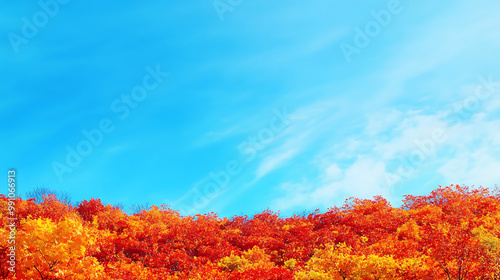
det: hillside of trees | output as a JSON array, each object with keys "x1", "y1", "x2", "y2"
[{"x1": 1, "y1": 184, "x2": 500, "y2": 279}]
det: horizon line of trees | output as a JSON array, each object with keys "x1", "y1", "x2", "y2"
[
  {"x1": 23, "y1": 186, "x2": 152, "y2": 215},
  {"x1": 1, "y1": 184, "x2": 500, "y2": 279}
]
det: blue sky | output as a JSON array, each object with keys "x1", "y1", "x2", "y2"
[{"x1": 2, "y1": 0, "x2": 500, "y2": 217}]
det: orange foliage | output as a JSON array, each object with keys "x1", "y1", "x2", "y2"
[{"x1": 1, "y1": 184, "x2": 500, "y2": 279}]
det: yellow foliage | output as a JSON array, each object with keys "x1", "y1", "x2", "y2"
[
  {"x1": 282, "y1": 224, "x2": 293, "y2": 230},
  {"x1": 472, "y1": 225, "x2": 500, "y2": 254},
  {"x1": 284, "y1": 258, "x2": 297, "y2": 270},
  {"x1": 219, "y1": 254, "x2": 247, "y2": 271},
  {"x1": 397, "y1": 219, "x2": 421, "y2": 240},
  {"x1": 472, "y1": 225, "x2": 500, "y2": 276},
  {"x1": 17, "y1": 215, "x2": 104, "y2": 279},
  {"x1": 294, "y1": 243, "x2": 428, "y2": 280},
  {"x1": 218, "y1": 246, "x2": 275, "y2": 271},
  {"x1": 104, "y1": 261, "x2": 163, "y2": 280},
  {"x1": 357, "y1": 254, "x2": 399, "y2": 280},
  {"x1": 295, "y1": 243, "x2": 361, "y2": 279}
]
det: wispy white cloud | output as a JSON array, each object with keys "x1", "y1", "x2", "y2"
[
  {"x1": 369, "y1": 2, "x2": 500, "y2": 105},
  {"x1": 256, "y1": 148, "x2": 298, "y2": 179},
  {"x1": 438, "y1": 147, "x2": 500, "y2": 187},
  {"x1": 273, "y1": 83, "x2": 500, "y2": 212},
  {"x1": 253, "y1": 98, "x2": 344, "y2": 181},
  {"x1": 254, "y1": 126, "x2": 315, "y2": 180},
  {"x1": 436, "y1": 116, "x2": 500, "y2": 187},
  {"x1": 273, "y1": 156, "x2": 391, "y2": 211},
  {"x1": 371, "y1": 113, "x2": 448, "y2": 160}
]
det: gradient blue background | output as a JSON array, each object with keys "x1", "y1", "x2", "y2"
[{"x1": 2, "y1": 0, "x2": 500, "y2": 217}]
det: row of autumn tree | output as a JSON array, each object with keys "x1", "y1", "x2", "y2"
[{"x1": 1, "y1": 184, "x2": 500, "y2": 279}]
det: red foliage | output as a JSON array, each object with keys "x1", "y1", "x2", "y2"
[{"x1": 2, "y1": 184, "x2": 500, "y2": 279}]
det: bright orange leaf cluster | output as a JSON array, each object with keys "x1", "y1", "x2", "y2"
[{"x1": 1, "y1": 184, "x2": 500, "y2": 279}]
